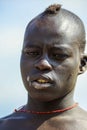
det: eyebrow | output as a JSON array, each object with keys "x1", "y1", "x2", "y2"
[
  {"x1": 51, "y1": 44, "x2": 73, "y2": 54},
  {"x1": 23, "y1": 44, "x2": 41, "y2": 49},
  {"x1": 23, "y1": 42, "x2": 73, "y2": 54}
]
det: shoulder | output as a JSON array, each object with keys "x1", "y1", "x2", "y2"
[
  {"x1": 53, "y1": 111, "x2": 87, "y2": 129},
  {"x1": 75, "y1": 107, "x2": 87, "y2": 119},
  {"x1": 67, "y1": 107, "x2": 87, "y2": 129},
  {"x1": 0, "y1": 114, "x2": 12, "y2": 130},
  {"x1": 52, "y1": 107, "x2": 87, "y2": 129},
  {"x1": 0, "y1": 112, "x2": 25, "y2": 130}
]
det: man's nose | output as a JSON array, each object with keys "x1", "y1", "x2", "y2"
[{"x1": 35, "y1": 59, "x2": 52, "y2": 71}]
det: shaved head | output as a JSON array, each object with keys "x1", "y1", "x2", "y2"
[{"x1": 24, "y1": 4, "x2": 86, "y2": 52}]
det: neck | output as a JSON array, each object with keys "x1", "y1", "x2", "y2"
[{"x1": 25, "y1": 91, "x2": 75, "y2": 112}]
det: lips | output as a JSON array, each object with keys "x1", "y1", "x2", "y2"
[{"x1": 29, "y1": 75, "x2": 54, "y2": 90}]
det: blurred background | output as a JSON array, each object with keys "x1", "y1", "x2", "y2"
[{"x1": 0, "y1": 0, "x2": 87, "y2": 118}]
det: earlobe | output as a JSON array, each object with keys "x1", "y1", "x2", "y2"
[{"x1": 78, "y1": 54, "x2": 87, "y2": 75}]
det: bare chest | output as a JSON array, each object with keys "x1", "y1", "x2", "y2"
[{"x1": 1, "y1": 117, "x2": 87, "y2": 130}]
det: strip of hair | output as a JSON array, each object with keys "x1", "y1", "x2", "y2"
[{"x1": 45, "y1": 4, "x2": 62, "y2": 14}]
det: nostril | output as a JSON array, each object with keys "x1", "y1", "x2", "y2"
[{"x1": 35, "y1": 59, "x2": 52, "y2": 71}]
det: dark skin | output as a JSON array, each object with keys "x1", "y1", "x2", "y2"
[{"x1": 0, "y1": 9, "x2": 87, "y2": 130}]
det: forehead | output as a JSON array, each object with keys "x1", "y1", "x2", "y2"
[
  {"x1": 24, "y1": 16, "x2": 80, "y2": 49},
  {"x1": 25, "y1": 17, "x2": 59, "y2": 40}
]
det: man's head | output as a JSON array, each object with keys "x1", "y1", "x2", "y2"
[
  {"x1": 25, "y1": 4, "x2": 86, "y2": 52},
  {"x1": 20, "y1": 4, "x2": 87, "y2": 101}
]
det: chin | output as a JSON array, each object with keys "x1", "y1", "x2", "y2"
[{"x1": 30, "y1": 94, "x2": 58, "y2": 102}]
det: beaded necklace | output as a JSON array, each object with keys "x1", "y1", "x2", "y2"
[{"x1": 15, "y1": 103, "x2": 78, "y2": 114}]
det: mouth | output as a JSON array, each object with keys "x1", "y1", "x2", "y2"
[
  {"x1": 36, "y1": 79, "x2": 50, "y2": 83},
  {"x1": 30, "y1": 75, "x2": 54, "y2": 90}
]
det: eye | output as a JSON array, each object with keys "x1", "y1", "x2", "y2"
[
  {"x1": 23, "y1": 48, "x2": 40, "y2": 57},
  {"x1": 26, "y1": 51, "x2": 39, "y2": 56},
  {"x1": 51, "y1": 53, "x2": 69, "y2": 61}
]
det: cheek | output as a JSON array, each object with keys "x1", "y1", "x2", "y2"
[
  {"x1": 55, "y1": 62, "x2": 79, "y2": 85},
  {"x1": 20, "y1": 59, "x2": 33, "y2": 88},
  {"x1": 20, "y1": 57, "x2": 33, "y2": 75}
]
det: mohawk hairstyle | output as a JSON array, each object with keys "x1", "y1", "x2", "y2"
[{"x1": 44, "y1": 4, "x2": 62, "y2": 15}]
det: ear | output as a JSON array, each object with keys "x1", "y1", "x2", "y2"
[{"x1": 78, "y1": 54, "x2": 87, "y2": 75}]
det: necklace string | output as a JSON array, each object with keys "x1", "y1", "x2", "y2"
[{"x1": 15, "y1": 103, "x2": 78, "y2": 114}]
